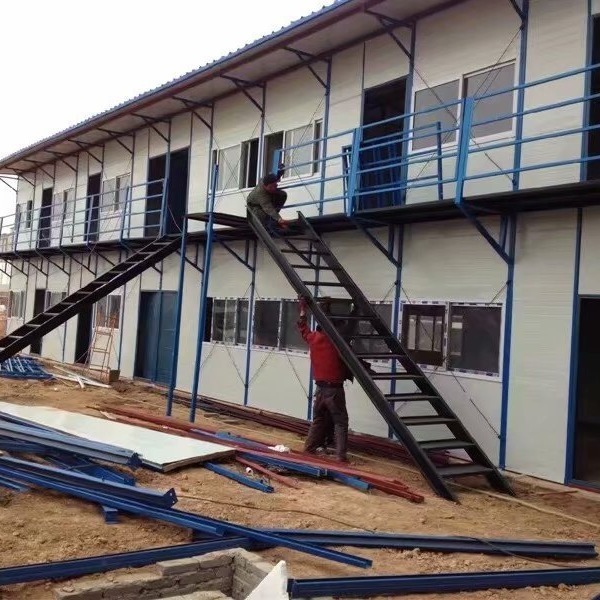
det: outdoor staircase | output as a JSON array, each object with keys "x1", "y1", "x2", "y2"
[
  {"x1": 247, "y1": 210, "x2": 513, "y2": 501},
  {"x1": 0, "y1": 236, "x2": 181, "y2": 363}
]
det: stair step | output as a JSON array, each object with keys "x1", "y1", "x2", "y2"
[
  {"x1": 401, "y1": 416, "x2": 456, "y2": 426},
  {"x1": 289, "y1": 264, "x2": 335, "y2": 270},
  {"x1": 347, "y1": 334, "x2": 387, "y2": 339},
  {"x1": 371, "y1": 373, "x2": 424, "y2": 381},
  {"x1": 282, "y1": 236, "x2": 316, "y2": 242},
  {"x1": 329, "y1": 315, "x2": 375, "y2": 321},
  {"x1": 303, "y1": 281, "x2": 346, "y2": 287},
  {"x1": 355, "y1": 352, "x2": 404, "y2": 360},
  {"x1": 437, "y1": 464, "x2": 494, "y2": 478},
  {"x1": 420, "y1": 439, "x2": 475, "y2": 451},
  {"x1": 385, "y1": 394, "x2": 439, "y2": 402},
  {"x1": 281, "y1": 249, "x2": 329, "y2": 255}
]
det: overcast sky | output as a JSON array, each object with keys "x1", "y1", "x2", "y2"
[{"x1": 0, "y1": 0, "x2": 333, "y2": 213}]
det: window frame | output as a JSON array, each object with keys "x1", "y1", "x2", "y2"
[
  {"x1": 410, "y1": 61, "x2": 517, "y2": 153},
  {"x1": 210, "y1": 297, "x2": 250, "y2": 346},
  {"x1": 212, "y1": 145, "x2": 242, "y2": 192},
  {"x1": 24, "y1": 200, "x2": 33, "y2": 230},
  {"x1": 101, "y1": 174, "x2": 130, "y2": 214},
  {"x1": 44, "y1": 290, "x2": 67, "y2": 311},
  {"x1": 401, "y1": 302, "x2": 447, "y2": 367},
  {"x1": 240, "y1": 138, "x2": 260, "y2": 190},
  {"x1": 8, "y1": 290, "x2": 25, "y2": 319},
  {"x1": 281, "y1": 120, "x2": 323, "y2": 181},
  {"x1": 93, "y1": 294, "x2": 122, "y2": 331}
]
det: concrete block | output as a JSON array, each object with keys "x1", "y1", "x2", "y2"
[
  {"x1": 157, "y1": 557, "x2": 202, "y2": 576},
  {"x1": 232, "y1": 573, "x2": 257, "y2": 599},
  {"x1": 177, "y1": 568, "x2": 221, "y2": 586},
  {"x1": 100, "y1": 572, "x2": 167, "y2": 598},
  {"x1": 195, "y1": 551, "x2": 235, "y2": 569},
  {"x1": 233, "y1": 549, "x2": 261, "y2": 570},
  {"x1": 240, "y1": 560, "x2": 273, "y2": 581},
  {"x1": 54, "y1": 588, "x2": 104, "y2": 600}
]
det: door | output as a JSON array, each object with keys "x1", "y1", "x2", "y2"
[
  {"x1": 134, "y1": 291, "x2": 177, "y2": 384},
  {"x1": 37, "y1": 188, "x2": 53, "y2": 248},
  {"x1": 75, "y1": 305, "x2": 93, "y2": 364},
  {"x1": 587, "y1": 16, "x2": 600, "y2": 181},
  {"x1": 145, "y1": 148, "x2": 189, "y2": 238},
  {"x1": 572, "y1": 298, "x2": 600, "y2": 486},
  {"x1": 85, "y1": 174, "x2": 101, "y2": 243},
  {"x1": 30, "y1": 289, "x2": 46, "y2": 355},
  {"x1": 359, "y1": 78, "x2": 407, "y2": 210}
]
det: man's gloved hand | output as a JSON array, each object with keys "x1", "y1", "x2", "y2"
[
  {"x1": 299, "y1": 296, "x2": 308, "y2": 316},
  {"x1": 277, "y1": 163, "x2": 286, "y2": 181}
]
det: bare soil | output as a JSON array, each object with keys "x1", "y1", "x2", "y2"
[{"x1": 0, "y1": 377, "x2": 599, "y2": 600}]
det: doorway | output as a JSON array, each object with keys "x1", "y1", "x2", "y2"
[
  {"x1": 37, "y1": 188, "x2": 53, "y2": 248},
  {"x1": 75, "y1": 305, "x2": 93, "y2": 364},
  {"x1": 587, "y1": 16, "x2": 600, "y2": 181},
  {"x1": 359, "y1": 78, "x2": 407, "y2": 209},
  {"x1": 85, "y1": 174, "x2": 101, "y2": 243},
  {"x1": 134, "y1": 291, "x2": 177, "y2": 385},
  {"x1": 144, "y1": 148, "x2": 189, "y2": 238},
  {"x1": 572, "y1": 297, "x2": 600, "y2": 486},
  {"x1": 30, "y1": 289, "x2": 46, "y2": 355}
]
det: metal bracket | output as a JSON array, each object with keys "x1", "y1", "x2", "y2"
[
  {"x1": 221, "y1": 76, "x2": 265, "y2": 113},
  {"x1": 458, "y1": 205, "x2": 512, "y2": 265},
  {"x1": 93, "y1": 250, "x2": 117, "y2": 268},
  {"x1": 28, "y1": 254, "x2": 49, "y2": 277},
  {"x1": 284, "y1": 49, "x2": 329, "y2": 88},
  {"x1": 352, "y1": 218, "x2": 401, "y2": 268},
  {"x1": 507, "y1": 0, "x2": 525, "y2": 20},
  {"x1": 19, "y1": 174, "x2": 35, "y2": 187},
  {"x1": 364, "y1": 9, "x2": 412, "y2": 28},
  {"x1": 215, "y1": 237, "x2": 255, "y2": 271},
  {"x1": 148, "y1": 123, "x2": 170, "y2": 144},
  {"x1": 58, "y1": 158, "x2": 78, "y2": 173},
  {"x1": 0, "y1": 177, "x2": 17, "y2": 193},
  {"x1": 97, "y1": 130, "x2": 134, "y2": 154},
  {"x1": 41, "y1": 253, "x2": 70, "y2": 276},
  {"x1": 365, "y1": 11, "x2": 413, "y2": 60},
  {"x1": 61, "y1": 250, "x2": 96, "y2": 276}
]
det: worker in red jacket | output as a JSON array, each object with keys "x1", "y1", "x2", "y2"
[{"x1": 297, "y1": 297, "x2": 351, "y2": 462}]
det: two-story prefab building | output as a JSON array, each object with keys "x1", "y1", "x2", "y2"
[{"x1": 0, "y1": 0, "x2": 599, "y2": 494}]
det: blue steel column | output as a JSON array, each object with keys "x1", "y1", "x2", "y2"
[
  {"x1": 512, "y1": 0, "x2": 530, "y2": 190},
  {"x1": 319, "y1": 59, "x2": 332, "y2": 215},
  {"x1": 564, "y1": 210, "x2": 583, "y2": 483},
  {"x1": 498, "y1": 214, "x2": 517, "y2": 470},
  {"x1": 401, "y1": 22, "x2": 416, "y2": 205},
  {"x1": 389, "y1": 223, "x2": 403, "y2": 438},
  {"x1": 190, "y1": 165, "x2": 218, "y2": 422},
  {"x1": 242, "y1": 240, "x2": 258, "y2": 406},
  {"x1": 166, "y1": 217, "x2": 188, "y2": 415}
]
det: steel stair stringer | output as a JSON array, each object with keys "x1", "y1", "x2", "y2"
[
  {"x1": 247, "y1": 209, "x2": 514, "y2": 502},
  {"x1": 0, "y1": 235, "x2": 182, "y2": 363}
]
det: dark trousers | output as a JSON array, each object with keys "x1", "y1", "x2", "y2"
[{"x1": 305, "y1": 385, "x2": 349, "y2": 460}]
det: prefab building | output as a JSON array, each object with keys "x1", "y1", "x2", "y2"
[{"x1": 0, "y1": 0, "x2": 599, "y2": 495}]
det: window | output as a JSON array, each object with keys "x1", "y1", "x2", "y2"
[
  {"x1": 94, "y1": 294, "x2": 122, "y2": 329},
  {"x1": 211, "y1": 298, "x2": 249, "y2": 345},
  {"x1": 52, "y1": 189, "x2": 74, "y2": 225},
  {"x1": 240, "y1": 138, "x2": 259, "y2": 189},
  {"x1": 101, "y1": 174, "x2": 130, "y2": 213},
  {"x1": 263, "y1": 132, "x2": 284, "y2": 176},
  {"x1": 45, "y1": 291, "x2": 66, "y2": 310},
  {"x1": 213, "y1": 146, "x2": 241, "y2": 191},
  {"x1": 353, "y1": 302, "x2": 393, "y2": 357},
  {"x1": 283, "y1": 122, "x2": 321, "y2": 177},
  {"x1": 448, "y1": 305, "x2": 501, "y2": 374},
  {"x1": 465, "y1": 63, "x2": 515, "y2": 137},
  {"x1": 25, "y1": 200, "x2": 33, "y2": 229},
  {"x1": 401, "y1": 304, "x2": 445, "y2": 367},
  {"x1": 280, "y1": 300, "x2": 305, "y2": 351},
  {"x1": 253, "y1": 300, "x2": 281, "y2": 348},
  {"x1": 8, "y1": 291, "x2": 25, "y2": 319},
  {"x1": 413, "y1": 80, "x2": 460, "y2": 150}
]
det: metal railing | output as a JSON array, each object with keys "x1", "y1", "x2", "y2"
[
  {"x1": 262, "y1": 61, "x2": 600, "y2": 217},
  {"x1": 1, "y1": 179, "x2": 168, "y2": 253}
]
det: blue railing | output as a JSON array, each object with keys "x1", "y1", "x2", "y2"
[
  {"x1": 1, "y1": 178, "x2": 168, "y2": 252},
  {"x1": 266, "y1": 61, "x2": 600, "y2": 217}
]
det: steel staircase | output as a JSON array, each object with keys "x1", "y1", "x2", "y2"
[
  {"x1": 247, "y1": 210, "x2": 513, "y2": 501},
  {"x1": 0, "y1": 236, "x2": 181, "y2": 363}
]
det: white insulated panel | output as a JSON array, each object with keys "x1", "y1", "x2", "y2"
[
  {"x1": 580, "y1": 207, "x2": 600, "y2": 295},
  {"x1": 188, "y1": 110, "x2": 212, "y2": 227},
  {"x1": 208, "y1": 243, "x2": 254, "y2": 298},
  {"x1": 506, "y1": 210, "x2": 577, "y2": 482},
  {"x1": 520, "y1": 0, "x2": 587, "y2": 189},
  {"x1": 170, "y1": 113, "x2": 193, "y2": 152},
  {"x1": 363, "y1": 33, "x2": 410, "y2": 91},
  {"x1": 402, "y1": 218, "x2": 506, "y2": 302},
  {"x1": 197, "y1": 344, "x2": 246, "y2": 405},
  {"x1": 254, "y1": 245, "x2": 295, "y2": 299}
]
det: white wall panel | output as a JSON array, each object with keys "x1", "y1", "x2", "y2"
[
  {"x1": 507, "y1": 210, "x2": 576, "y2": 482},
  {"x1": 197, "y1": 345, "x2": 246, "y2": 404},
  {"x1": 580, "y1": 207, "x2": 600, "y2": 295}
]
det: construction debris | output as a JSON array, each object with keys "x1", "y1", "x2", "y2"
[{"x1": 0, "y1": 355, "x2": 51, "y2": 380}]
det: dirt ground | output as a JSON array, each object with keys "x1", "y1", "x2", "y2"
[{"x1": 0, "y1": 377, "x2": 599, "y2": 600}]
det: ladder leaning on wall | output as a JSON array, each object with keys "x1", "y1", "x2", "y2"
[{"x1": 84, "y1": 315, "x2": 118, "y2": 382}]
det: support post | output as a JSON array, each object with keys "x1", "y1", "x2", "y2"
[
  {"x1": 319, "y1": 59, "x2": 332, "y2": 215},
  {"x1": 166, "y1": 217, "x2": 189, "y2": 415},
  {"x1": 243, "y1": 240, "x2": 258, "y2": 406},
  {"x1": 190, "y1": 165, "x2": 219, "y2": 421}
]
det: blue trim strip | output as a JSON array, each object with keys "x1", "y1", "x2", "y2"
[{"x1": 565, "y1": 208, "x2": 583, "y2": 483}]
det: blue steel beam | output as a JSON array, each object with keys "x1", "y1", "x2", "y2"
[
  {"x1": 0, "y1": 538, "x2": 249, "y2": 585},
  {"x1": 0, "y1": 456, "x2": 173, "y2": 507},
  {"x1": 204, "y1": 462, "x2": 274, "y2": 493},
  {"x1": 239, "y1": 452, "x2": 326, "y2": 477},
  {"x1": 0, "y1": 468, "x2": 370, "y2": 568},
  {"x1": 43, "y1": 452, "x2": 136, "y2": 486},
  {"x1": 288, "y1": 567, "x2": 600, "y2": 597},
  {"x1": 0, "y1": 421, "x2": 141, "y2": 467}
]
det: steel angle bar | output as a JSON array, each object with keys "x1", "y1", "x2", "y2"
[
  {"x1": 44, "y1": 453, "x2": 136, "y2": 486},
  {"x1": 288, "y1": 567, "x2": 600, "y2": 597},
  {"x1": 204, "y1": 462, "x2": 274, "y2": 493},
  {"x1": 0, "y1": 421, "x2": 141, "y2": 467},
  {"x1": 265, "y1": 530, "x2": 597, "y2": 559},
  {"x1": 239, "y1": 453, "x2": 326, "y2": 477},
  {"x1": 0, "y1": 469, "x2": 369, "y2": 568},
  {"x1": 328, "y1": 472, "x2": 370, "y2": 491},
  {"x1": 0, "y1": 457, "x2": 172, "y2": 507},
  {"x1": 0, "y1": 437, "x2": 47, "y2": 453},
  {"x1": 0, "y1": 475, "x2": 28, "y2": 492},
  {"x1": 0, "y1": 537, "x2": 249, "y2": 585}
]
